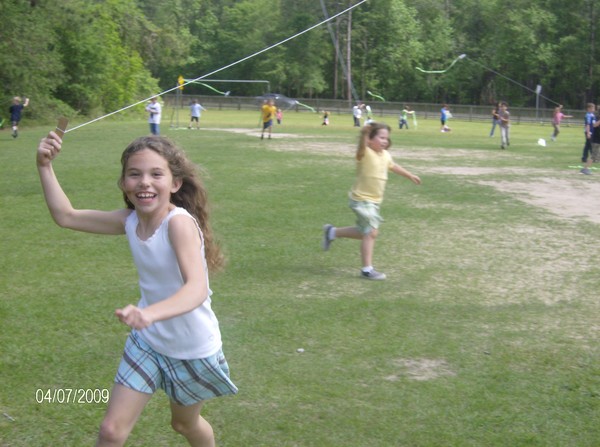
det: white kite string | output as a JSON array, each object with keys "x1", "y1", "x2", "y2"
[
  {"x1": 464, "y1": 56, "x2": 560, "y2": 106},
  {"x1": 66, "y1": 0, "x2": 369, "y2": 134}
]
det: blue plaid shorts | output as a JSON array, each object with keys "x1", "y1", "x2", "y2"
[{"x1": 115, "y1": 331, "x2": 238, "y2": 406}]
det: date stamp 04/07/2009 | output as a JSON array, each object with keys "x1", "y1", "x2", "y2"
[{"x1": 35, "y1": 388, "x2": 110, "y2": 404}]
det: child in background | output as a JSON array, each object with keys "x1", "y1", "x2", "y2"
[
  {"x1": 189, "y1": 99, "x2": 206, "y2": 130},
  {"x1": 276, "y1": 108, "x2": 283, "y2": 125},
  {"x1": 36, "y1": 132, "x2": 237, "y2": 446},
  {"x1": 364, "y1": 105, "x2": 374, "y2": 125},
  {"x1": 261, "y1": 99, "x2": 277, "y2": 139},
  {"x1": 145, "y1": 97, "x2": 162, "y2": 135},
  {"x1": 489, "y1": 102, "x2": 500, "y2": 137},
  {"x1": 9, "y1": 96, "x2": 29, "y2": 138},
  {"x1": 580, "y1": 103, "x2": 600, "y2": 175},
  {"x1": 322, "y1": 122, "x2": 421, "y2": 280},
  {"x1": 551, "y1": 105, "x2": 573, "y2": 141},
  {"x1": 352, "y1": 103, "x2": 363, "y2": 127},
  {"x1": 440, "y1": 104, "x2": 451, "y2": 132},
  {"x1": 499, "y1": 102, "x2": 510, "y2": 149},
  {"x1": 322, "y1": 110, "x2": 330, "y2": 126},
  {"x1": 399, "y1": 105, "x2": 414, "y2": 130}
]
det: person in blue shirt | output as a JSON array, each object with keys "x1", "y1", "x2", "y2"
[
  {"x1": 9, "y1": 96, "x2": 29, "y2": 138},
  {"x1": 440, "y1": 104, "x2": 451, "y2": 132},
  {"x1": 580, "y1": 103, "x2": 600, "y2": 175}
]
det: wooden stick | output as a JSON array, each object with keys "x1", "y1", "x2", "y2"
[{"x1": 55, "y1": 117, "x2": 69, "y2": 138}]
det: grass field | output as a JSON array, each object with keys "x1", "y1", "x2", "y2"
[{"x1": 1, "y1": 109, "x2": 599, "y2": 446}]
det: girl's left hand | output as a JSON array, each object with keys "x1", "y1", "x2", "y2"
[
  {"x1": 410, "y1": 174, "x2": 422, "y2": 185},
  {"x1": 115, "y1": 305, "x2": 152, "y2": 329}
]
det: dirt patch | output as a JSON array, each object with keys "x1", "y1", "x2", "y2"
[
  {"x1": 397, "y1": 147, "x2": 528, "y2": 161},
  {"x1": 271, "y1": 141, "x2": 353, "y2": 156},
  {"x1": 386, "y1": 358, "x2": 456, "y2": 381},
  {"x1": 427, "y1": 166, "x2": 554, "y2": 176},
  {"x1": 477, "y1": 178, "x2": 600, "y2": 224},
  {"x1": 425, "y1": 166, "x2": 600, "y2": 224},
  {"x1": 203, "y1": 127, "x2": 301, "y2": 139}
]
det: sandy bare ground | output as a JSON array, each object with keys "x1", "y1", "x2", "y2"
[
  {"x1": 387, "y1": 358, "x2": 456, "y2": 381},
  {"x1": 205, "y1": 127, "x2": 600, "y2": 224},
  {"x1": 476, "y1": 178, "x2": 600, "y2": 224},
  {"x1": 425, "y1": 166, "x2": 600, "y2": 224},
  {"x1": 203, "y1": 127, "x2": 301, "y2": 139}
]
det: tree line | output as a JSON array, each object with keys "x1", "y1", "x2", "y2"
[{"x1": 2, "y1": 0, "x2": 598, "y2": 122}]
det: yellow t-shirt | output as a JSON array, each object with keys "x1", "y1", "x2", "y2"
[
  {"x1": 350, "y1": 147, "x2": 394, "y2": 203},
  {"x1": 262, "y1": 104, "x2": 277, "y2": 122}
]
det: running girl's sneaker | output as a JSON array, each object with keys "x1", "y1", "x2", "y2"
[{"x1": 361, "y1": 269, "x2": 386, "y2": 280}]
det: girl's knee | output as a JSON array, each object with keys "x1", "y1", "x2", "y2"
[
  {"x1": 367, "y1": 228, "x2": 379, "y2": 238},
  {"x1": 171, "y1": 417, "x2": 191, "y2": 435},
  {"x1": 171, "y1": 415, "x2": 214, "y2": 440},
  {"x1": 171, "y1": 417, "x2": 202, "y2": 436},
  {"x1": 97, "y1": 418, "x2": 129, "y2": 446}
]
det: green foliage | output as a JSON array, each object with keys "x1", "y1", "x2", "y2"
[
  {"x1": 53, "y1": 0, "x2": 160, "y2": 114},
  {"x1": 0, "y1": 0, "x2": 68, "y2": 120},
  {"x1": 1, "y1": 0, "x2": 600, "y2": 117}
]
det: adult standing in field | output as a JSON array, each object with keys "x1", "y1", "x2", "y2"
[
  {"x1": 580, "y1": 103, "x2": 600, "y2": 175},
  {"x1": 499, "y1": 102, "x2": 510, "y2": 149},
  {"x1": 9, "y1": 96, "x2": 29, "y2": 138},
  {"x1": 551, "y1": 105, "x2": 573, "y2": 141},
  {"x1": 261, "y1": 99, "x2": 277, "y2": 140},
  {"x1": 322, "y1": 122, "x2": 421, "y2": 280},
  {"x1": 36, "y1": 132, "x2": 238, "y2": 446},
  {"x1": 489, "y1": 102, "x2": 501, "y2": 137},
  {"x1": 189, "y1": 99, "x2": 206, "y2": 130},
  {"x1": 145, "y1": 97, "x2": 162, "y2": 135}
]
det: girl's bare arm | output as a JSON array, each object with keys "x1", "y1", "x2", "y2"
[{"x1": 37, "y1": 131, "x2": 128, "y2": 235}]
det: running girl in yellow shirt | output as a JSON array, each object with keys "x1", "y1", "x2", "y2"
[{"x1": 322, "y1": 122, "x2": 421, "y2": 280}]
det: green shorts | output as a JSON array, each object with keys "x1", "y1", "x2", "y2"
[{"x1": 349, "y1": 199, "x2": 383, "y2": 234}]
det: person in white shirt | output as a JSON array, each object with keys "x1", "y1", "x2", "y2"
[
  {"x1": 145, "y1": 97, "x2": 162, "y2": 135},
  {"x1": 189, "y1": 99, "x2": 206, "y2": 129}
]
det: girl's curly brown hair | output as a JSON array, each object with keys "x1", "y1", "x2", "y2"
[{"x1": 118, "y1": 136, "x2": 225, "y2": 272}]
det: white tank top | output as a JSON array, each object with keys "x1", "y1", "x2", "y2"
[{"x1": 125, "y1": 207, "x2": 222, "y2": 359}]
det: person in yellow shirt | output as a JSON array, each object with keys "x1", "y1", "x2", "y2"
[
  {"x1": 261, "y1": 99, "x2": 277, "y2": 139},
  {"x1": 322, "y1": 122, "x2": 421, "y2": 280}
]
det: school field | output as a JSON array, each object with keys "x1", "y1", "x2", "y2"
[{"x1": 1, "y1": 110, "x2": 599, "y2": 446}]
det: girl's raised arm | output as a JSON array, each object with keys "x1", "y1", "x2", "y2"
[{"x1": 37, "y1": 131, "x2": 129, "y2": 235}]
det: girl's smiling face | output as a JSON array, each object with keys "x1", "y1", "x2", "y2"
[
  {"x1": 368, "y1": 128, "x2": 390, "y2": 152},
  {"x1": 121, "y1": 149, "x2": 181, "y2": 213}
]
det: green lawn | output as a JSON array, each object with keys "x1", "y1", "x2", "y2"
[{"x1": 1, "y1": 110, "x2": 599, "y2": 446}]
